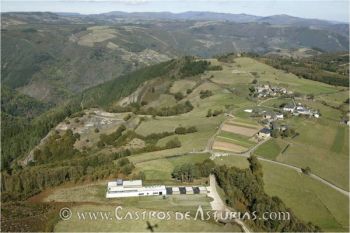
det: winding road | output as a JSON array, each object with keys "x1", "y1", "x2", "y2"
[
  {"x1": 211, "y1": 144, "x2": 349, "y2": 197},
  {"x1": 207, "y1": 113, "x2": 350, "y2": 197}
]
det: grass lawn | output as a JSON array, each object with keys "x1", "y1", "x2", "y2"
[
  {"x1": 133, "y1": 153, "x2": 211, "y2": 182},
  {"x1": 170, "y1": 80, "x2": 197, "y2": 94},
  {"x1": 147, "y1": 94, "x2": 177, "y2": 108},
  {"x1": 54, "y1": 203, "x2": 241, "y2": 232},
  {"x1": 49, "y1": 183, "x2": 242, "y2": 232},
  {"x1": 274, "y1": 117, "x2": 349, "y2": 191},
  {"x1": 254, "y1": 138, "x2": 289, "y2": 160},
  {"x1": 214, "y1": 156, "x2": 349, "y2": 232},
  {"x1": 217, "y1": 131, "x2": 255, "y2": 148},
  {"x1": 233, "y1": 57, "x2": 341, "y2": 95},
  {"x1": 331, "y1": 126, "x2": 347, "y2": 153}
]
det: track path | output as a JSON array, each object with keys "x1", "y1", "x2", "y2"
[
  {"x1": 207, "y1": 174, "x2": 251, "y2": 233},
  {"x1": 207, "y1": 113, "x2": 349, "y2": 197}
]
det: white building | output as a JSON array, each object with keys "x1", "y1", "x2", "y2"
[
  {"x1": 106, "y1": 179, "x2": 166, "y2": 198},
  {"x1": 283, "y1": 104, "x2": 295, "y2": 112},
  {"x1": 276, "y1": 113, "x2": 284, "y2": 119}
]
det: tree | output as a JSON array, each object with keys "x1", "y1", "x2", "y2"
[
  {"x1": 206, "y1": 109, "x2": 212, "y2": 117},
  {"x1": 165, "y1": 137, "x2": 181, "y2": 148},
  {"x1": 199, "y1": 90, "x2": 213, "y2": 99},
  {"x1": 174, "y1": 92, "x2": 184, "y2": 101},
  {"x1": 247, "y1": 156, "x2": 263, "y2": 178},
  {"x1": 301, "y1": 166, "x2": 311, "y2": 175},
  {"x1": 271, "y1": 129, "x2": 279, "y2": 138},
  {"x1": 175, "y1": 127, "x2": 187, "y2": 134}
]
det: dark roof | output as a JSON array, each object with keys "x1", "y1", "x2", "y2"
[
  {"x1": 166, "y1": 187, "x2": 173, "y2": 195},
  {"x1": 193, "y1": 187, "x2": 200, "y2": 194},
  {"x1": 260, "y1": 128, "x2": 271, "y2": 134},
  {"x1": 179, "y1": 187, "x2": 186, "y2": 194}
]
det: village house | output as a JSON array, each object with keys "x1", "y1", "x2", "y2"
[
  {"x1": 276, "y1": 113, "x2": 284, "y2": 119},
  {"x1": 254, "y1": 84, "x2": 293, "y2": 99},
  {"x1": 282, "y1": 103, "x2": 295, "y2": 112},
  {"x1": 257, "y1": 128, "x2": 271, "y2": 139}
]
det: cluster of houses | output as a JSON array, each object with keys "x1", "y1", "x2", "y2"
[
  {"x1": 250, "y1": 101, "x2": 320, "y2": 140},
  {"x1": 282, "y1": 103, "x2": 320, "y2": 118},
  {"x1": 254, "y1": 84, "x2": 293, "y2": 98},
  {"x1": 106, "y1": 179, "x2": 208, "y2": 198}
]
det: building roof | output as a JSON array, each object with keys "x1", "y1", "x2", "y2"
[
  {"x1": 108, "y1": 179, "x2": 142, "y2": 188},
  {"x1": 123, "y1": 180, "x2": 142, "y2": 187},
  {"x1": 259, "y1": 128, "x2": 271, "y2": 134},
  {"x1": 283, "y1": 103, "x2": 295, "y2": 109}
]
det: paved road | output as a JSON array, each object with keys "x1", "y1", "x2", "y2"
[{"x1": 207, "y1": 174, "x2": 251, "y2": 233}]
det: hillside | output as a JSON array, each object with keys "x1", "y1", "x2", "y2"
[
  {"x1": 1, "y1": 55, "x2": 349, "y2": 232},
  {"x1": 257, "y1": 52, "x2": 349, "y2": 86},
  {"x1": 1, "y1": 11, "x2": 349, "y2": 232},
  {"x1": 2, "y1": 12, "x2": 348, "y2": 103}
]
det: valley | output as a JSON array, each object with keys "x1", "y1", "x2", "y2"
[
  {"x1": 1, "y1": 9, "x2": 349, "y2": 233},
  {"x1": 2, "y1": 55, "x2": 348, "y2": 232}
]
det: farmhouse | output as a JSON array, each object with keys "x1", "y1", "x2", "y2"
[
  {"x1": 106, "y1": 179, "x2": 166, "y2": 198},
  {"x1": 283, "y1": 103, "x2": 295, "y2": 112},
  {"x1": 258, "y1": 128, "x2": 271, "y2": 139},
  {"x1": 276, "y1": 113, "x2": 284, "y2": 119},
  {"x1": 253, "y1": 84, "x2": 292, "y2": 99}
]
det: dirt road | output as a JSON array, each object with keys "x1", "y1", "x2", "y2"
[{"x1": 207, "y1": 174, "x2": 251, "y2": 233}]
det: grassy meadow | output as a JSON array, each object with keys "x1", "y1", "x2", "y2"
[{"x1": 214, "y1": 156, "x2": 349, "y2": 232}]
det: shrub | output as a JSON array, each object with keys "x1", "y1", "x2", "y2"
[
  {"x1": 165, "y1": 137, "x2": 181, "y2": 148},
  {"x1": 174, "y1": 92, "x2": 184, "y2": 101},
  {"x1": 199, "y1": 90, "x2": 213, "y2": 99}
]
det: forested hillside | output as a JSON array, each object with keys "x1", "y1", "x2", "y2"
[
  {"x1": 2, "y1": 12, "x2": 348, "y2": 103},
  {"x1": 1, "y1": 57, "x2": 213, "y2": 171},
  {"x1": 254, "y1": 52, "x2": 349, "y2": 86}
]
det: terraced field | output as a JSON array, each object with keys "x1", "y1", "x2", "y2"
[{"x1": 213, "y1": 118, "x2": 260, "y2": 153}]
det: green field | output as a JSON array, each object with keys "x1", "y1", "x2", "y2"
[
  {"x1": 254, "y1": 138, "x2": 289, "y2": 160},
  {"x1": 170, "y1": 80, "x2": 197, "y2": 94},
  {"x1": 48, "y1": 183, "x2": 241, "y2": 232},
  {"x1": 214, "y1": 156, "x2": 349, "y2": 232},
  {"x1": 133, "y1": 153, "x2": 211, "y2": 182},
  {"x1": 233, "y1": 57, "x2": 342, "y2": 95},
  {"x1": 273, "y1": 117, "x2": 349, "y2": 191},
  {"x1": 216, "y1": 131, "x2": 255, "y2": 148}
]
